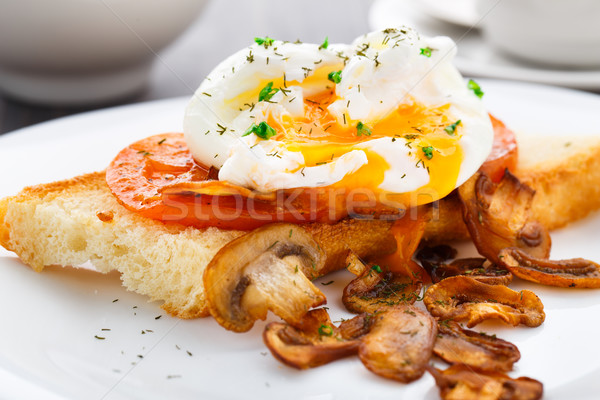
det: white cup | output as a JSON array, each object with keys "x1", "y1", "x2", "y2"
[
  {"x1": 476, "y1": 0, "x2": 600, "y2": 68},
  {"x1": 0, "y1": 0, "x2": 209, "y2": 105}
]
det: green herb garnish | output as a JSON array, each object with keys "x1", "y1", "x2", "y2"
[
  {"x1": 444, "y1": 120, "x2": 462, "y2": 135},
  {"x1": 327, "y1": 70, "x2": 342, "y2": 84},
  {"x1": 421, "y1": 146, "x2": 434, "y2": 160},
  {"x1": 254, "y1": 36, "x2": 274, "y2": 47},
  {"x1": 319, "y1": 36, "x2": 329, "y2": 50},
  {"x1": 356, "y1": 121, "x2": 372, "y2": 136},
  {"x1": 243, "y1": 122, "x2": 277, "y2": 140},
  {"x1": 258, "y1": 81, "x2": 279, "y2": 102},
  {"x1": 467, "y1": 79, "x2": 484, "y2": 98},
  {"x1": 371, "y1": 265, "x2": 382, "y2": 273},
  {"x1": 318, "y1": 324, "x2": 334, "y2": 336},
  {"x1": 420, "y1": 47, "x2": 433, "y2": 57}
]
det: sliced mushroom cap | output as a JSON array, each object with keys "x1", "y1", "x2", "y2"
[
  {"x1": 204, "y1": 223, "x2": 326, "y2": 332},
  {"x1": 343, "y1": 251, "x2": 422, "y2": 314},
  {"x1": 427, "y1": 364, "x2": 543, "y2": 400},
  {"x1": 434, "y1": 320, "x2": 520, "y2": 372},
  {"x1": 424, "y1": 276, "x2": 545, "y2": 328},
  {"x1": 358, "y1": 305, "x2": 437, "y2": 383},
  {"x1": 417, "y1": 245, "x2": 513, "y2": 285},
  {"x1": 263, "y1": 308, "x2": 361, "y2": 369},
  {"x1": 499, "y1": 247, "x2": 600, "y2": 288},
  {"x1": 305, "y1": 219, "x2": 396, "y2": 278},
  {"x1": 458, "y1": 172, "x2": 551, "y2": 265}
]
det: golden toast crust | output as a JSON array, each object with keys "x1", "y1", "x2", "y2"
[{"x1": 2, "y1": 134, "x2": 600, "y2": 318}]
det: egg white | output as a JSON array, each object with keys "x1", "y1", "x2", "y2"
[{"x1": 184, "y1": 28, "x2": 493, "y2": 197}]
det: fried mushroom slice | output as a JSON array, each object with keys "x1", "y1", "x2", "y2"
[
  {"x1": 359, "y1": 305, "x2": 437, "y2": 383},
  {"x1": 417, "y1": 246, "x2": 512, "y2": 285},
  {"x1": 305, "y1": 219, "x2": 396, "y2": 278},
  {"x1": 499, "y1": 247, "x2": 600, "y2": 288},
  {"x1": 458, "y1": 171, "x2": 551, "y2": 265},
  {"x1": 343, "y1": 252, "x2": 423, "y2": 314},
  {"x1": 434, "y1": 320, "x2": 520, "y2": 372},
  {"x1": 263, "y1": 308, "x2": 363, "y2": 369},
  {"x1": 424, "y1": 276, "x2": 545, "y2": 328},
  {"x1": 415, "y1": 244, "x2": 458, "y2": 265},
  {"x1": 204, "y1": 223, "x2": 326, "y2": 332},
  {"x1": 427, "y1": 364, "x2": 543, "y2": 400}
]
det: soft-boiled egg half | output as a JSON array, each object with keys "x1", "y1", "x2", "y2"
[{"x1": 184, "y1": 28, "x2": 493, "y2": 207}]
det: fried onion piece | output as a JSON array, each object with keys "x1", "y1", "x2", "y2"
[
  {"x1": 342, "y1": 252, "x2": 423, "y2": 314},
  {"x1": 417, "y1": 246, "x2": 512, "y2": 285},
  {"x1": 263, "y1": 308, "x2": 362, "y2": 369},
  {"x1": 424, "y1": 276, "x2": 545, "y2": 328},
  {"x1": 359, "y1": 305, "x2": 437, "y2": 383},
  {"x1": 458, "y1": 172, "x2": 551, "y2": 265},
  {"x1": 499, "y1": 247, "x2": 600, "y2": 288},
  {"x1": 427, "y1": 364, "x2": 543, "y2": 400},
  {"x1": 434, "y1": 320, "x2": 520, "y2": 372}
]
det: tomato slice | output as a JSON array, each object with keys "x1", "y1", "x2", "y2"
[
  {"x1": 480, "y1": 114, "x2": 518, "y2": 182},
  {"x1": 106, "y1": 133, "x2": 332, "y2": 229},
  {"x1": 106, "y1": 115, "x2": 518, "y2": 230}
]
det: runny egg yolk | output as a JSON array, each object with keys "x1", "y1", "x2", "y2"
[{"x1": 256, "y1": 89, "x2": 463, "y2": 207}]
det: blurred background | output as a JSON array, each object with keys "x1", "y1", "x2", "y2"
[
  {"x1": 1, "y1": 0, "x2": 599, "y2": 135},
  {"x1": 0, "y1": 0, "x2": 372, "y2": 134}
]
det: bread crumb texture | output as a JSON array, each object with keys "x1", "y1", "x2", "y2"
[{"x1": 0, "y1": 172, "x2": 244, "y2": 318}]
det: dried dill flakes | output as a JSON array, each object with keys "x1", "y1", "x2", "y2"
[
  {"x1": 155, "y1": 315, "x2": 162, "y2": 320},
  {"x1": 94, "y1": 335, "x2": 105, "y2": 340}
]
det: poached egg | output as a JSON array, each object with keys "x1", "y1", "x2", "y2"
[{"x1": 183, "y1": 28, "x2": 493, "y2": 208}]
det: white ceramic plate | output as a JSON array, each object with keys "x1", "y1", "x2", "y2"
[
  {"x1": 369, "y1": 0, "x2": 600, "y2": 90},
  {"x1": 1, "y1": 80, "x2": 600, "y2": 399}
]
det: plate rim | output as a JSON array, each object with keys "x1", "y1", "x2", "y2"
[{"x1": 1, "y1": 79, "x2": 600, "y2": 399}]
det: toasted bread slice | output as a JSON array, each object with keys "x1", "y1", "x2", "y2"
[
  {"x1": 423, "y1": 132, "x2": 600, "y2": 242},
  {"x1": 0, "y1": 172, "x2": 244, "y2": 318},
  {"x1": 1, "y1": 133, "x2": 600, "y2": 318},
  {"x1": 0, "y1": 172, "x2": 396, "y2": 318}
]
